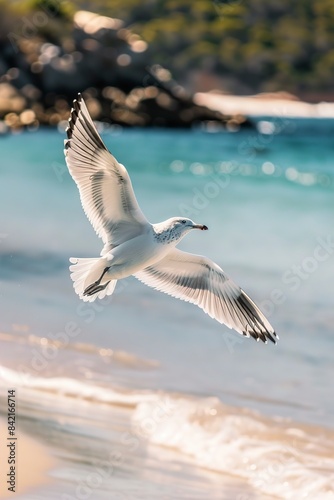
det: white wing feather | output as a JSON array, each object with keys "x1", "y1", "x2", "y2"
[
  {"x1": 135, "y1": 248, "x2": 277, "y2": 344},
  {"x1": 64, "y1": 94, "x2": 148, "y2": 252}
]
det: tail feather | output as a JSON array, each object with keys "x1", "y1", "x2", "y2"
[{"x1": 69, "y1": 257, "x2": 117, "y2": 302}]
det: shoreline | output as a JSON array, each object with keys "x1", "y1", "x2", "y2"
[
  {"x1": 194, "y1": 91, "x2": 334, "y2": 119},
  {"x1": 0, "y1": 419, "x2": 55, "y2": 498}
]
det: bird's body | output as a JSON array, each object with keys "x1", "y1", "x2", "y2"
[
  {"x1": 65, "y1": 94, "x2": 278, "y2": 344},
  {"x1": 82, "y1": 222, "x2": 186, "y2": 283}
]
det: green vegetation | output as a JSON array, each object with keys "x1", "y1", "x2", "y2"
[
  {"x1": 1, "y1": 0, "x2": 334, "y2": 97},
  {"x1": 74, "y1": 0, "x2": 334, "y2": 97}
]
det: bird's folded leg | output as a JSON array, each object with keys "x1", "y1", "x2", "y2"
[
  {"x1": 84, "y1": 280, "x2": 111, "y2": 296},
  {"x1": 83, "y1": 267, "x2": 110, "y2": 296}
]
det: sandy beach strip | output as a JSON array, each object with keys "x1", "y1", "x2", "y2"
[
  {"x1": 0, "y1": 419, "x2": 55, "y2": 498},
  {"x1": 194, "y1": 92, "x2": 334, "y2": 118}
]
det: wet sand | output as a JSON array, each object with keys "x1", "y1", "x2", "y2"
[{"x1": 0, "y1": 419, "x2": 55, "y2": 498}]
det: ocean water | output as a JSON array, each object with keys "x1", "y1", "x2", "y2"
[{"x1": 0, "y1": 121, "x2": 333, "y2": 499}]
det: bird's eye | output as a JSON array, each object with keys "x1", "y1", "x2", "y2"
[{"x1": 181, "y1": 220, "x2": 187, "y2": 224}]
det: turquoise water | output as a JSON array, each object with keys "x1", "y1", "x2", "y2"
[{"x1": 0, "y1": 123, "x2": 333, "y2": 498}]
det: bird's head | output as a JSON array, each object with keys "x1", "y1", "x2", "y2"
[
  {"x1": 163, "y1": 217, "x2": 208, "y2": 241},
  {"x1": 174, "y1": 217, "x2": 208, "y2": 231}
]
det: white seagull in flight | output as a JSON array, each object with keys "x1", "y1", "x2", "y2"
[{"x1": 65, "y1": 94, "x2": 277, "y2": 344}]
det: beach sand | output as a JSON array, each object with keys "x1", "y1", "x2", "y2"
[{"x1": 0, "y1": 419, "x2": 55, "y2": 498}]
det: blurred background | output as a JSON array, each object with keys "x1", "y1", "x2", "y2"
[
  {"x1": 1, "y1": 0, "x2": 334, "y2": 130},
  {"x1": 0, "y1": 1, "x2": 334, "y2": 499}
]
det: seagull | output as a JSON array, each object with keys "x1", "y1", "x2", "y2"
[{"x1": 64, "y1": 94, "x2": 278, "y2": 344}]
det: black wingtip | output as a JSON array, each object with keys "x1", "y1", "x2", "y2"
[
  {"x1": 64, "y1": 92, "x2": 107, "y2": 152},
  {"x1": 66, "y1": 94, "x2": 83, "y2": 140},
  {"x1": 73, "y1": 98, "x2": 80, "y2": 114},
  {"x1": 267, "y1": 333, "x2": 278, "y2": 345},
  {"x1": 237, "y1": 292, "x2": 278, "y2": 345}
]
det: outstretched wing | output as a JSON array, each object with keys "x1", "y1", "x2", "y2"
[
  {"x1": 64, "y1": 94, "x2": 148, "y2": 251},
  {"x1": 134, "y1": 248, "x2": 277, "y2": 343}
]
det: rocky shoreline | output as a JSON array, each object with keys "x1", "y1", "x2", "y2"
[{"x1": 0, "y1": 10, "x2": 250, "y2": 132}]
